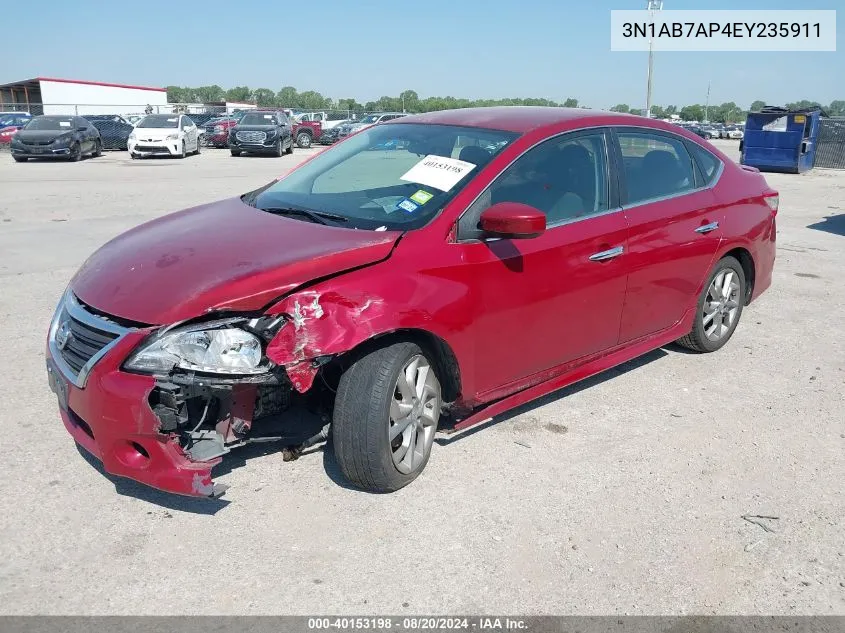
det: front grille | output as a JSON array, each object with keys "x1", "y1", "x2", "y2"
[
  {"x1": 59, "y1": 315, "x2": 118, "y2": 373},
  {"x1": 134, "y1": 145, "x2": 167, "y2": 152},
  {"x1": 50, "y1": 293, "x2": 133, "y2": 388},
  {"x1": 236, "y1": 130, "x2": 266, "y2": 143}
]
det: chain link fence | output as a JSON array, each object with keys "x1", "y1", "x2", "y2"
[{"x1": 1, "y1": 103, "x2": 388, "y2": 153}]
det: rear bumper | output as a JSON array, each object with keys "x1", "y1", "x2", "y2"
[{"x1": 46, "y1": 331, "x2": 222, "y2": 498}]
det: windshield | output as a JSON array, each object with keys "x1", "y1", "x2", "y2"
[
  {"x1": 24, "y1": 117, "x2": 76, "y2": 131},
  {"x1": 136, "y1": 115, "x2": 179, "y2": 128},
  {"x1": 240, "y1": 112, "x2": 278, "y2": 125},
  {"x1": 359, "y1": 115, "x2": 380, "y2": 124},
  {"x1": 252, "y1": 123, "x2": 518, "y2": 231}
]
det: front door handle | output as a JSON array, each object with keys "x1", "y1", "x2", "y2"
[
  {"x1": 695, "y1": 221, "x2": 719, "y2": 234},
  {"x1": 589, "y1": 246, "x2": 624, "y2": 262}
]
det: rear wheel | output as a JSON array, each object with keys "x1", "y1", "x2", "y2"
[
  {"x1": 676, "y1": 256, "x2": 745, "y2": 353},
  {"x1": 332, "y1": 342, "x2": 442, "y2": 492},
  {"x1": 296, "y1": 131, "x2": 312, "y2": 148}
]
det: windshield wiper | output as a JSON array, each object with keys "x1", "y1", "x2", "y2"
[{"x1": 260, "y1": 206, "x2": 349, "y2": 225}]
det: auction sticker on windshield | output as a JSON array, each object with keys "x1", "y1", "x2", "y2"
[
  {"x1": 400, "y1": 155, "x2": 476, "y2": 192},
  {"x1": 410, "y1": 190, "x2": 434, "y2": 205}
]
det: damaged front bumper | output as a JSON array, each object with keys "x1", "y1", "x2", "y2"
[{"x1": 46, "y1": 293, "x2": 327, "y2": 498}]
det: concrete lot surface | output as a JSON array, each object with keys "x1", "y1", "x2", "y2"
[{"x1": 0, "y1": 141, "x2": 842, "y2": 614}]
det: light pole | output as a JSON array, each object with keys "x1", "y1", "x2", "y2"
[
  {"x1": 704, "y1": 81, "x2": 711, "y2": 123},
  {"x1": 645, "y1": 0, "x2": 663, "y2": 118}
]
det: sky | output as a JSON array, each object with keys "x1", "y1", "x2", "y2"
[{"x1": 1, "y1": 0, "x2": 842, "y2": 110}]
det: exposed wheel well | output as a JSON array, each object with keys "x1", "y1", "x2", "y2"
[
  {"x1": 297, "y1": 129, "x2": 313, "y2": 137},
  {"x1": 337, "y1": 329, "x2": 462, "y2": 403},
  {"x1": 723, "y1": 247, "x2": 755, "y2": 303}
]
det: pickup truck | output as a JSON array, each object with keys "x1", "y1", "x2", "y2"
[
  {"x1": 283, "y1": 110, "x2": 323, "y2": 148},
  {"x1": 295, "y1": 111, "x2": 350, "y2": 130}
]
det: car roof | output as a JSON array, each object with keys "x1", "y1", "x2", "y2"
[{"x1": 394, "y1": 106, "x2": 667, "y2": 134}]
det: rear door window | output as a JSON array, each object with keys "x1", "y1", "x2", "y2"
[{"x1": 616, "y1": 130, "x2": 697, "y2": 205}]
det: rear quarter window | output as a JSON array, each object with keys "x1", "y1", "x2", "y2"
[{"x1": 688, "y1": 143, "x2": 722, "y2": 185}]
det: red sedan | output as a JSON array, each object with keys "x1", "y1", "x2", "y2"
[{"x1": 46, "y1": 107, "x2": 777, "y2": 497}]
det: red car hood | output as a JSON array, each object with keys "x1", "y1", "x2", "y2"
[{"x1": 70, "y1": 197, "x2": 401, "y2": 324}]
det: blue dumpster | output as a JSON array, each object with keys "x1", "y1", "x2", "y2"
[{"x1": 740, "y1": 106, "x2": 823, "y2": 173}]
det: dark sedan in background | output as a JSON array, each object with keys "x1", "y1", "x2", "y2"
[
  {"x1": 88, "y1": 119, "x2": 134, "y2": 150},
  {"x1": 10, "y1": 115, "x2": 102, "y2": 162}
]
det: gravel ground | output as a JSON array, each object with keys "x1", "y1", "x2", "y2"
[{"x1": 0, "y1": 141, "x2": 842, "y2": 615}]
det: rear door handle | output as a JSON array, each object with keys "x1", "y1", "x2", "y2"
[
  {"x1": 695, "y1": 221, "x2": 719, "y2": 234},
  {"x1": 589, "y1": 246, "x2": 624, "y2": 262}
]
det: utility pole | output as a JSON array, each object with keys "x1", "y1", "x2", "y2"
[
  {"x1": 705, "y1": 81, "x2": 711, "y2": 122},
  {"x1": 645, "y1": 0, "x2": 663, "y2": 118}
]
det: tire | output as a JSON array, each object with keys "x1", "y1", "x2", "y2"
[
  {"x1": 230, "y1": 149, "x2": 241, "y2": 157},
  {"x1": 130, "y1": 151, "x2": 139, "y2": 159},
  {"x1": 274, "y1": 137, "x2": 283, "y2": 157},
  {"x1": 285, "y1": 136, "x2": 294, "y2": 154},
  {"x1": 194, "y1": 138, "x2": 201, "y2": 155},
  {"x1": 13, "y1": 155, "x2": 27, "y2": 162},
  {"x1": 332, "y1": 342, "x2": 442, "y2": 492},
  {"x1": 92, "y1": 139, "x2": 102, "y2": 157},
  {"x1": 70, "y1": 143, "x2": 82, "y2": 162},
  {"x1": 676, "y1": 256, "x2": 746, "y2": 353},
  {"x1": 178, "y1": 140, "x2": 186, "y2": 159},
  {"x1": 296, "y1": 131, "x2": 312, "y2": 148},
  {"x1": 704, "y1": 133, "x2": 712, "y2": 140}
]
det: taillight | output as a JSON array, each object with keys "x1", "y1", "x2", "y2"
[{"x1": 764, "y1": 193, "x2": 779, "y2": 215}]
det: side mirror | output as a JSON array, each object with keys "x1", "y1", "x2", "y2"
[
  {"x1": 479, "y1": 202, "x2": 546, "y2": 239},
  {"x1": 77, "y1": 126, "x2": 88, "y2": 132}
]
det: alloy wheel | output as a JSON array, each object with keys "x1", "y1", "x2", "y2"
[
  {"x1": 389, "y1": 355, "x2": 441, "y2": 474},
  {"x1": 702, "y1": 269, "x2": 741, "y2": 341}
]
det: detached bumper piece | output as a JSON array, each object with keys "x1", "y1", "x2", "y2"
[{"x1": 47, "y1": 293, "x2": 330, "y2": 499}]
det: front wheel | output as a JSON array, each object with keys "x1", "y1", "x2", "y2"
[
  {"x1": 92, "y1": 139, "x2": 102, "y2": 157},
  {"x1": 676, "y1": 256, "x2": 746, "y2": 353},
  {"x1": 230, "y1": 149, "x2": 241, "y2": 157},
  {"x1": 194, "y1": 138, "x2": 201, "y2": 155},
  {"x1": 274, "y1": 137, "x2": 283, "y2": 157},
  {"x1": 285, "y1": 136, "x2": 294, "y2": 154},
  {"x1": 332, "y1": 342, "x2": 442, "y2": 492},
  {"x1": 296, "y1": 131, "x2": 312, "y2": 148},
  {"x1": 70, "y1": 143, "x2": 82, "y2": 161},
  {"x1": 178, "y1": 140, "x2": 186, "y2": 159}
]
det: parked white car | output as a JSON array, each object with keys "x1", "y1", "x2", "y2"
[
  {"x1": 128, "y1": 114, "x2": 201, "y2": 159},
  {"x1": 726, "y1": 127, "x2": 744, "y2": 139}
]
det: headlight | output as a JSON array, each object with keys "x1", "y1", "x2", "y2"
[
  {"x1": 125, "y1": 325, "x2": 266, "y2": 375},
  {"x1": 52, "y1": 135, "x2": 72, "y2": 145},
  {"x1": 128, "y1": 132, "x2": 136, "y2": 141},
  {"x1": 213, "y1": 125, "x2": 224, "y2": 133},
  {"x1": 166, "y1": 133, "x2": 180, "y2": 140}
]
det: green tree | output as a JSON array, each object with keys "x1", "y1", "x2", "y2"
[
  {"x1": 276, "y1": 86, "x2": 299, "y2": 107},
  {"x1": 784, "y1": 100, "x2": 822, "y2": 112},
  {"x1": 679, "y1": 104, "x2": 705, "y2": 121},
  {"x1": 629, "y1": 108, "x2": 643, "y2": 116},
  {"x1": 650, "y1": 105, "x2": 666, "y2": 118},
  {"x1": 225, "y1": 86, "x2": 253, "y2": 102},
  {"x1": 252, "y1": 88, "x2": 276, "y2": 107},
  {"x1": 828, "y1": 100, "x2": 845, "y2": 116},
  {"x1": 563, "y1": 98, "x2": 579, "y2": 108},
  {"x1": 664, "y1": 105, "x2": 677, "y2": 116},
  {"x1": 192, "y1": 85, "x2": 225, "y2": 103},
  {"x1": 166, "y1": 86, "x2": 194, "y2": 103},
  {"x1": 609, "y1": 104, "x2": 630, "y2": 113},
  {"x1": 749, "y1": 100, "x2": 766, "y2": 112}
]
